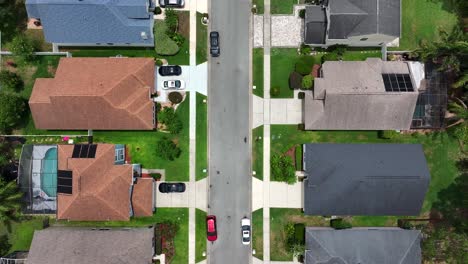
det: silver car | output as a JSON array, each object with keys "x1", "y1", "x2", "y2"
[
  {"x1": 162, "y1": 80, "x2": 185, "y2": 90},
  {"x1": 159, "y1": 0, "x2": 185, "y2": 8}
]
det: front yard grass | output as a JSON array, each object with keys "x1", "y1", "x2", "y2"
[
  {"x1": 253, "y1": 48, "x2": 264, "y2": 98},
  {"x1": 196, "y1": 12, "x2": 208, "y2": 65},
  {"x1": 0, "y1": 216, "x2": 48, "y2": 254},
  {"x1": 196, "y1": 93, "x2": 208, "y2": 180},
  {"x1": 253, "y1": 0, "x2": 265, "y2": 14},
  {"x1": 397, "y1": 0, "x2": 458, "y2": 50},
  {"x1": 56, "y1": 208, "x2": 189, "y2": 264},
  {"x1": 252, "y1": 209, "x2": 263, "y2": 260},
  {"x1": 271, "y1": 0, "x2": 296, "y2": 14},
  {"x1": 252, "y1": 126, "x2": 264, "y2": 180},
  {"x1": 195, "y1": 209, "x2": 207, "y2": 262}
]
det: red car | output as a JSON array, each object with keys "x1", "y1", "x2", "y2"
[{"x1": 206, "y1": 215, "x2": 217, "y2": 241}]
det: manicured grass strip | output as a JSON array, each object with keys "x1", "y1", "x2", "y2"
[
  {"x1": 270, "y1": 126, "x2": 461, "y2": 212},
  {"x1": 0, "y1": 216, "x2": 47, "y2": 254},
  {"x1": 270, "y1": 0, "x2": 296, "y2": 14},
  {"x1": 253, "y1": 0, "x2": 265, "y2": 14},
  {"x1": 252, "y1": 125, "x2": 264, "y2": 180},
  {"x1": 196, "y1": 93, "x2": 208, "y2": 180},
  {"x1": 196, "y1": 12, "x2": 208, "y2": 65},
  {"x1": 252, "y1": 209, "x2": 263, "y2": 260},
  {"x1": 56, "y1": 208, "x2": 189, "y2": 264},
  {"x1": 270, "y1": 49, "x2": 298, "y2": 98},
  {"x1": 195, "y1": 209, "x2": 207, "y2": 262},
  {"x1": 397, "y1": 0, "x2": 458, "y2": 50},
  {"x1": 93, "y1": 94, "x2": 190, "y2": 182},
  {"x1": 253, "y1": 48, "x2": 264, "y2": 98}
]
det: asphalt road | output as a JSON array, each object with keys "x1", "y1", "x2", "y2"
[{"x1": 207, "y1": 0, "x2": 252, "y2": 263}]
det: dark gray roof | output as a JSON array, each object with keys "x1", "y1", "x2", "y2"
[
  {"x1": 305, "y1": 228, "x2": 422, "y2": 264},
  {"x1": 26, "y1": 0, "x2": 154, "y2": 46},
  {"x1": 26, "y1": 227, "x2": 155, "y2": 264},
  {"x1": 303, "y1": 144, "x2": 430, "y2": 216},
  {"x1": 328, "y1": 0, "x2": 400, "y2": 39},
  {"x1": 304, "y1": 6, "x2": 327, "y2": 44}
]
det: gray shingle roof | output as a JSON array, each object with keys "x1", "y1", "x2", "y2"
[
  {"x1": 304, "y1": 6, "x2": 327, "y2": 44},
  {"x1": 305, "y1": 227, "x2": 422, "y2": 264},
  {"x1": 303, "y1": 144, "x2": 430, "y2": 216},
  {"x1": 26, "y1": 0, "x2": 154, "y2": 46},
  {"x1": 26, "y1": 227, "x2": 155, "y2": 264},
  {"x1": 328, "y1": 0, "x2": 400, "y2": 39}
]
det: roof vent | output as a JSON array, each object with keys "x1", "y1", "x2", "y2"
[{"x1": 141, "y1": 32, "x2": 148, "y2": 40}]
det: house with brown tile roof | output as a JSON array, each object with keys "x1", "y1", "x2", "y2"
[
  {"x1": 29, "y1": 57, "x2": 156, "y2": 130},
  {"x1": 57, "y1": 144, "x2": 154, "y2": 221}
]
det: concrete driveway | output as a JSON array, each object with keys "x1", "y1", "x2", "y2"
[{"x1": 155, "y1": 179, "x2": 207, "y2": 210}]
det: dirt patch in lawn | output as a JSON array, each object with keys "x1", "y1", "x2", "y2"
[{"x1": 177, "y1": 11, "x2": 190, "y2": 39}]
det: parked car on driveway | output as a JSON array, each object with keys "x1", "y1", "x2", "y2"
[
  {"x1": 241, "y1": 217, "x2": 251, "y2": 245},
  {"x1": 158, "y1": 182, "x2": 186, "y2": 193},
  {"x1": 158, "y1": 65, "x2": 182, "y2": 76},
  {"x1": 210, "y1": 31, "x2": 220, "y2": 57},
  {"x1": 206, "y1": 215, "x2": 218, "y2": 241},
  {"x1": 162, "y1": 80, "x2": 185, "y2": 90},
  {"x1": 159, "y1": 0, "x2": 185, "y2": 8}
]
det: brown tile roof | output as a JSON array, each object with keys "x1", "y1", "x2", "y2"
[
  {"x1": 132, "y1": 178, "x2": 154, "y2": 217},
  {"x1": 57, "y1": 144, "x2": 133, "y2": 221},
  {"x1": 29, "y1": 57, "x2": 155, "y2": 130}
]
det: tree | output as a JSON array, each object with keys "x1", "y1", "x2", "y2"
[
  {"x1": 0, "y1": 92, "x2": 26, "y2": 133},
  {"x1": 0, "y1": 1, "x2": 28, "y2": 43},
  {"x1": 156, "y1": 137, "x2": 181, "y2": 161},
  {"x1": 271, "y1": 154, "x2": 296, "y2": 184},
  {"x1": 164, "y1": 8, "x2": 178, "y2": 36},
  {"x1": 0, "y1": 234, "x2": 11, "y2": 257},
  {"x1": 0, "y1": 179, "x2": 23, "y2": 230},
  {"x1": 0, "y1": 70, "x2": 23, "y2": 92},
  {"x1": 301, "y1": 75, "x2": 314, "y2": 89},
  {"x1": 8, "y1": 35, "x2": 36, "y2": 63},
  {"x1": 157, "y1": 107, "x2": 183, "y2": 134},
  {"x1": 422, "y1": 225, "x2": 468, "y2": 263}
]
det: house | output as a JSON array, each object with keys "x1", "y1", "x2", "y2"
[
  {"x1": 304, "y1": 0, "x2": 400, "y2": 46},
  {"x1": 25, "y1": 0, "x2": 155, "y2": 47},
  {"x1": 303, "y1": 144, "x2": 430, "y2": 216},
  {"x1": 29, "y1": 57, "x2": 156, "y2": 130},
  {"x1": 305, "y1": 227, "x2": 422, "y2": 264},
  {"x1": 26, "y1": 227, "x2": 155, "y2": 264},
  {"x1": 304, "y1": 58, "x2": 425, "y2": 130},
  {"x1": 57, "y1": 144, "x2": 155, "y2": 221}
]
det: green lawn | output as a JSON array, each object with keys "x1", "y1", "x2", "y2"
[
  {"x1": 271, "y1": 0, "x2": 296, "y2": 14},
  {"x1": 252, "y1": 209, "x2": 263, "y2": 260},
  {"x1": 56, "y1": 208, "x2": 189, "y2": 264},
  {"x1": 196, "y1": 12, "x2": 208, "y2": 65},
  {"x1": 94, "y1": 94, "x2": 191, "y2": 182},
  {"x1": 196, "y1": 93, "x2": 208, "y2": 180},
  {"x1": 253, "y1": 0, "x2": 265, "y2": 14},
  {"x1": 195, "y1": 209, "x2": 207, "y2": 262},
  {"x1": 0, "y1": 216, "x2": 47, "y2": 254},
  {"x1": 253, "y1": 48, "x2": 264, "y2": 97},
  {"x1": 397, "y1": 0, "x2": 458, "y2": 50},
  {"x1": 253, "y1": 126, "x2": 264, "y2": 180}
]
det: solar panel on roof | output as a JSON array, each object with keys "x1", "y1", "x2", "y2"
[
  {"x1": 72, "y1": 145, "x2": 81, "y2": 158},
  {"x1": 58, "y1": 177, "x2": 72, "y2": 186},
  {"x1": 57, "y1": 170, "x2": 72, "y2": 179},
  {"x1": 382, "y1": 74, "x2": 414, "y2": 92},
  {"x1": 57, "y1": 169, "x2": 73, "y2": 194},
  {"x1": 88, "y1": 144, "x2": 97, "y2": 158},
  {"x1": 79, "y1": 145, "x2": 89, "y2": 158},
  {"x1": 57, "y1": 185, "x2": 72, "y2": 194}
]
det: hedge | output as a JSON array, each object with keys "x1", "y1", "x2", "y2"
[
  {"x1": 295, "y1": 145, "x2": 302, "y2": 170},
  {"x1": 330, "y1": 218, "x2": 352, "y2": 230},
  {"x1": 154, "y1": 20, "x2": 180, "y2": 55},
  {"x1": 294, "y1": 223, "x2": 305, "y2": 245},
  {"x1": 289, "y1": 71, "x2": 303, "y2": 89}
]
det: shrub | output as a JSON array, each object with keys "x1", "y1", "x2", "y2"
[
  {"x1": 155, "y1": 59, "x2": 163, "y2": 66},
  {"x1": 156, "y1": 137, "x2": 181, "y2": 161},
  {"x1": 0, "y1": 70, "x2": 23, "y2": 92},
  {"x1": 167, "y1": 117, "x2": 183, "y2": 134},
  {"x1": 378, "y1": 130, "x2": 398, "y2": 139},
  {"x1": 158, "y1": 107, "x2": 176, "y2": 124},
  {"x1": 295, "y1": 145, "x2": 302, "y2": 170},
  {"x1": 295, "y1": 57, "x2": 314, "y2": 75},
  {"x1": 8, "y1": 35, "x2": 36, "y2": 63},
  {"x1": 301, "y1": 75, "x2": 314, "y2": 89},
  {"x1": 154, "y1": 6, "x2": 162, "y2": 15},
  {"x1": 270, "y1": 87, "x2": 280, "y2": 97},
  {"x1": 168, "y1": 92, "x2": 183, "y2": 104},
  {"x1": 151, "y1": 173, "x2": 162, "y2": 180},
  {"x1": 299, "y1": 9, "x2": 306, "y2": 19},
  {"x1": 299, "y1": 43, "x2": 312, "y2": 55},
  {"x1": 294, "y1": 223, "x2": 305, "y2": 245},
  {"x1": 156, "y1": 102, "x2": 162, "y2": 113},
  {"x1": 321, "y1": 52, "x2": 339, "y2": 63},
  {"x1": 327, "y1": 44, "x2": 347, "y2": 56},
  {"x1": 284, "y1": 222, "x2": 296, "y2": 247},
  {"x1": 157, "y1": 107, "x2": 183, "y2": 134},
  {"x1": 0, "y1": 92, "x2": 26, "y2": 133},
  {"x1": 298, "y1": 92, "x2": 305, "y2": 99},
  {"x1": 154, "y1": 21, "x2": 180, "y2": 55},
  {"x1": 170, "y1": 33, "x2": 185, "y2": 46},
  {"x1": 0, "y1": 234, "x2": 11, "y2": 256},
  {"x1": 289, "y1": 71, "x2": 303, "y2": 89},
  {"x1": 298, "y1": 123, "x2": 305, "y2": 130},
  {"x1": 330, "y1": 218, "x2": 352, "y2": 229},
  {"x1": 165, "y1": 8, "x2": 178, "y2": 34},
  {"x1": 271, "y1": 154, "x2": 296, "y2": 184}
]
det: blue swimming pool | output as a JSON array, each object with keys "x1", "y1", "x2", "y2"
[{"x1": 41, "y1": 148, "x2": 57, "y2": 197}]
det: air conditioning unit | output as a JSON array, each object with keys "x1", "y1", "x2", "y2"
[{"x1": 141, "y1": 32, "x2": 148, "y2": 40}]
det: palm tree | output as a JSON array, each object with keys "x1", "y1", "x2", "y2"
[{"x1": 0, "y1": 180, "x2": 23, "y2": 230}]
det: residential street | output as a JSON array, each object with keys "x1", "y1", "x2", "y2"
[{"x1": 208, "y1": 0, "x2": 252, "y2": 263}]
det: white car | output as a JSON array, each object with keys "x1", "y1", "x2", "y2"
[
  {"x1": 162, "y1": 80, "x2": 185, "y2": 90},
  {"x1": 241, "y1": 217, "x2": 251, "y2": 245}
]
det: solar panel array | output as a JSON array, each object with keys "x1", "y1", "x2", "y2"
[
  {"x1": 382, "y1": 74, "x2": 414, "y2": 92},
  {"x1": 57, "y1": 170, "x2": 73, "y2": 194},
  {"x1": 72, "y1": 144, "x2": 97, "y2": 158}
]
